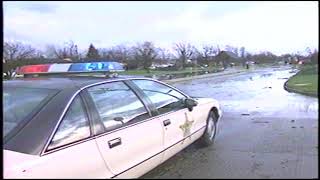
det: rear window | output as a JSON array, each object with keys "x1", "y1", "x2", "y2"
[{"x1": 3, "y1": 87, "x2": 58, "y2": 139}]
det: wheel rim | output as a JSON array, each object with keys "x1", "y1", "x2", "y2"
[{"x1": 207, "y1": 115, "x2": 216, "y2": 139}]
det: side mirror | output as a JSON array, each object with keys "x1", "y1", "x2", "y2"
[
  {"x1": 113, "y1": 117, "x2": 124, "y2": 124},
  {"x1": 185, "y1": 98, "x2": 198, "y2": 111}
]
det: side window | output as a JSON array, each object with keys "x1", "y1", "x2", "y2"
[
  {"x1": 132, "y1": 80, "x2": 186, "y2": 115},
  {"x1": 87, "y1": 81, "x2": 150, "y2": 132},
  {"x1": 47, "y1": 95, "x2": 91, "y2": 151}
]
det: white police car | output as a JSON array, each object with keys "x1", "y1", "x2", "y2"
[{"x1": 3, "y1": 62, "x2": 222, "y2": 178}]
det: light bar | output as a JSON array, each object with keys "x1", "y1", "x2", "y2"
[
  {"x1": 17, "y1": 62, "x2": 125, "y2": 75},
  {"x1": 18, "y1": 64, "x2": 51, "y2": 74}
]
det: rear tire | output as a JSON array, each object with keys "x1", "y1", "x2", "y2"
[{"x1": 198, "y1": 111, "x2": 217, "y2": 146}]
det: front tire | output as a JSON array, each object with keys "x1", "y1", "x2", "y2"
[{"x1": 199, "y1": 111, "x2": 217, "y2": 146}]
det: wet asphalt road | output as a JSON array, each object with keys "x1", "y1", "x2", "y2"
[{"x1": 142, "y1": 66, "x2": 318, "y2": 179}]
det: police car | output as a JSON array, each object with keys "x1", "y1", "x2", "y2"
[{"x1": 3, "y1": 62, "x2": 222, "y2": 178}]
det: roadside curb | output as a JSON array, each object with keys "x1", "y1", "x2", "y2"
[
  {"x1": 283, "y1": 70, "x2": 318, "y2": 98},
  {"x1": 163, "y1": 70, "x2": 247, "y2": 83}
]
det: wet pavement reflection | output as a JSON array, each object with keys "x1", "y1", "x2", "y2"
[{"x1": 173, "y1": 66, "x2": 318, "y2": 119}]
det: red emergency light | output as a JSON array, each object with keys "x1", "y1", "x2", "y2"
[{"x1": 18, "y1": 64, "x2": 51, "y2": 74}]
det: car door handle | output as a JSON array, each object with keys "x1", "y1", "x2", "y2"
[
  {"x1": 163, "y1": 119, "x2": 171, "y2": 126},
  {"x1": 108, "y1": 138, "x2": 121, "y2": 149}
]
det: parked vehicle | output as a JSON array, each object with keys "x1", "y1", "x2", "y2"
[{"x1": 3, "y1": 62, "x2": 222, "y2": 178}]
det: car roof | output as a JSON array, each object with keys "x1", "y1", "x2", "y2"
[{"x1": 4, "y1": 75, "x2": 145, "y2": 90}]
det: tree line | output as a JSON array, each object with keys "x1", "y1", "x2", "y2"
[{"x1": 3, "y1": 40, "x2": 318, "y2": 79}]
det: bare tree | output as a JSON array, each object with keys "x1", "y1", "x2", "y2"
[
  {"x1": 234, "y1": 47, "x2": 239, "y2": 57},
  {"x1": 3, "y1": 41, "x2": 36, "y2": 79},
  {"x1": 217, "y1": 45, "x2": 221, "y2": 54},
  {"x1": 200, "y1": 45, "x2": 218, "y2": 65},
  {"x1": 156, "y1": 48, "x2": 172, "y2": 65},
  {"x1": 173, "y1": 43, "x2": 195, "y2": 69},
  {"x1": 224, "y1": 45, "x2": 233, "y2": 53},
  {"x1": 239, "y1": 46, "x2": 246, "y2": 58},
  {"x1": 65, "y1": 40, "x2": 79, "y2": 60},
  {"x1": 100, "y1": 45, "x2": 132, "y2": 63},
  {"x1": 305, "y1": 47, "x2": 312, "y2": 56},
  {"x1": 45, "y1": 41, "x2": 79, "y2": 61},
  {"x1": 310, "y1": 49, "x2": 318, "y2": 64},
  {"x1": 252, "y1": 51, "x2": 278, "y2": 64},
  {"x1": 45, "y1": 45, "x2": 60, "y2": 59},
  {"x1": 133, "y1": 41, "x2": 158, "y2": 71},
  {"x1": 117, "y1": 45, "x2": 133, "y2": 63},
  {"x1": 3, "y1": 41, "x2": 36, "y2": 60},
  {"x1": 239, "y1": 46, "x2": 246, "y2": 67},
  {"x1": 246, "y1": 52, "x2": 253, "y2": 61},
  {"x1": 225, "y1": 45, "x2": 239, "y2": 56}
]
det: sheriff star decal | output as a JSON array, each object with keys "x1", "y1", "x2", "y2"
[{"x1": 180, "y1": 113, "x2": 194, "y2": 142}]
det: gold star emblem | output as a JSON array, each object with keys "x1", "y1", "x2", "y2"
[{"x1": 180, "y1": 113, "x2": 194, "y2": 138}]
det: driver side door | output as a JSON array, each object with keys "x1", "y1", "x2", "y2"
[
  {"x1": 130, "y1": 79, "x2": 200, "y2": 162},
  {"x1": 85, "y1": 81, "x2": 164, "y2": 178}
]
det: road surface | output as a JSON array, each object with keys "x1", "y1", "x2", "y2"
[{"x1": 142, "y1": 66, "x2": 318, "y2": 179}]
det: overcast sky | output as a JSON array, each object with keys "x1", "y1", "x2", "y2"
[{"x1": 3, "y1": 1, "x2": 319, "y2": 55}]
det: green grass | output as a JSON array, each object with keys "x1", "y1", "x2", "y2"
[{"x1": 286, "y1": 65, "x2": 318, "y2": 96}]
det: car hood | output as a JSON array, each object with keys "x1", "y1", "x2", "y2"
[
  {"x1": 192, "y1": 97, "x2": 217, "y2": 104},
  {"x1": 192, "y1": 97, "x2": 222, "y2": 117}
]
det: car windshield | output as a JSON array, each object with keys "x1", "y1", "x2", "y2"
[{"x1": 3, "y1": 87, "x2": 58, "y2": 139}]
